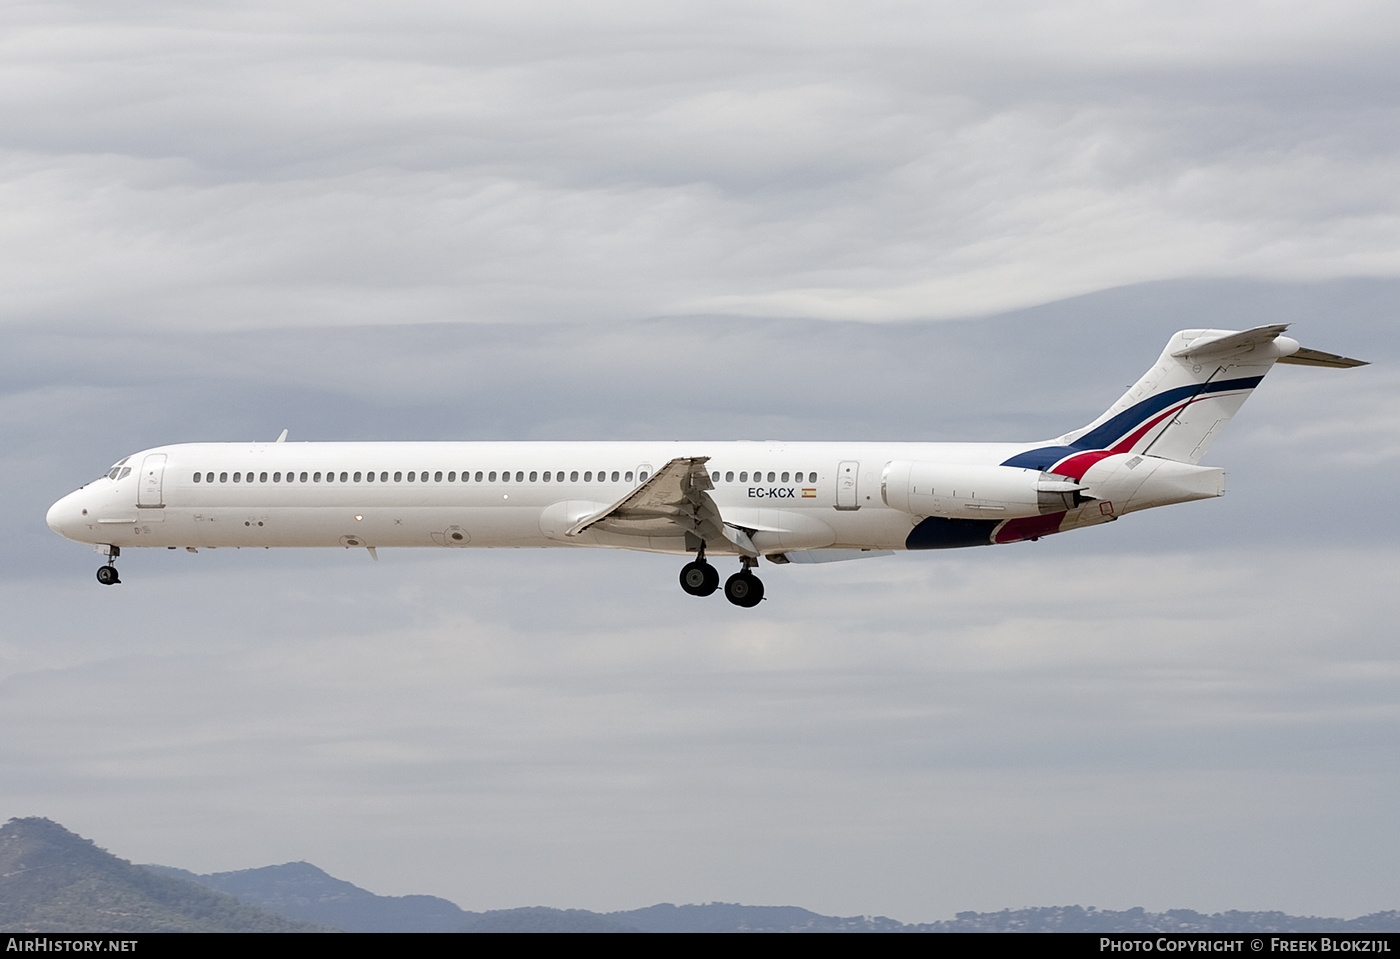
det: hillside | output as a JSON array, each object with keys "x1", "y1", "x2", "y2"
[{"x1": 0, "y1": 818, "x2": 323, "y2": 933}]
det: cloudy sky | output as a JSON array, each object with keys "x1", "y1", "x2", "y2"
[{"x1": 4, "y1": 1, "x2": 1398, "y2": 923}]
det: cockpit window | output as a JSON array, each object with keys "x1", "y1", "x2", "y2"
[{"x1": 118, "y1": 467, "x2": 131, "y2": 480}]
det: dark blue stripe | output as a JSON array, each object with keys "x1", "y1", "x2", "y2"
[
  {"x1": 905, "y1": 517, "x2": 999, "y2": 550},
  {"x1": 1000, "y1": 446, "x2": 1080, "y2": 470},
  {"x1": 1075, "y1": 376, "x2": 1263, "y2": 450}
]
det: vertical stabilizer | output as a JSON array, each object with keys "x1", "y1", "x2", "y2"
[{"x1": 1056, "y1": 325, "x2": 1300, "y2": 465}]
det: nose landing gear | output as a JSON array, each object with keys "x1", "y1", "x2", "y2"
[{"x1": 95, "y1": 546, "x2": 121, "y2": 586}]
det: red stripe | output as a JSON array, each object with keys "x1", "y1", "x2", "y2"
[{"x1": 1050, "y1": 450, "x2": 1115, "y2": 480}]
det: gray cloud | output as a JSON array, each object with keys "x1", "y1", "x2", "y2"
[{"x1": 2, "y1": 3, "x2": 1398, "y2": 328}]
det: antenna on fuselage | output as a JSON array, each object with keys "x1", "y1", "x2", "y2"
[{"x1": 275, "y1": 429, "x2": 288, "y2": 443}]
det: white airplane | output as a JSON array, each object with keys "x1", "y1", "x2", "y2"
[{"x1": 47, "y1": 325, "x2": 1363, "y2": 607}]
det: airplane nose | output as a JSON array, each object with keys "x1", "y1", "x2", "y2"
[
  {"x1": 47, "y1": 490, "x2": 84, "y2": 539},
  {"x1": 46, "y1": 498, "x2": 66, "y2": 535}
]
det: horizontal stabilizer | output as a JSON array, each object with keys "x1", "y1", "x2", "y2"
[
  {"x1": 1276, "y1": 346, "x2": 1368, "y2": 369},
  {"x1": 1169, "y1": 324, "x2": 1292, "y2": 359}
]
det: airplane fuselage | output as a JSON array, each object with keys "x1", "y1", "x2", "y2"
[{"x1": 48, "y1": 440, "x2": 1045, "y2": 555}]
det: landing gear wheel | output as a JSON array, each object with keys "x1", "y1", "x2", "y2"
[
  {"x1": 679, "y1": 560, "x2": 719, "y2": 596},
  {"x1": 724, "y1": 571, "x2": 764, "y2": 608},
  {"x1": 95, "y1": 565, "x2": 120, "y2": 586}
]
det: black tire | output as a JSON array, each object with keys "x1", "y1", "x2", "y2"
[
  {"x1": 724, "y1": 571, "x2": 764, "y2": 608},
  {"x1": 96, "y1": 566, "x2": 120, "y2": 586},
  {"x1": 680, "y1": 561, "x2": 719, "y2": 597}
]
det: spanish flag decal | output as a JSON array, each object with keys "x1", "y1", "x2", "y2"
[{"x1": 802, "y1": 488, "x2": 817, "y2": 498}]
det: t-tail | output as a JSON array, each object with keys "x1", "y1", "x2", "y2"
[
  {"x1": 1005, "y1": 325, "x2": 1366, "y2": 479},
  {"x1": 981, "y1": 325, "x2": 1368, "y2": 534}
]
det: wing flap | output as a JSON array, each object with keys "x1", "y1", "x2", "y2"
[{"x1": 566, "y1": 456, "x2": 758, "y2": 556}]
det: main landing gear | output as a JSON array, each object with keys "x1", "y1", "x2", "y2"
[
  {"x1": 96, "y1": 546, "x2": 121, "y2": 586},
  {"x1": 679, "y1": 547, "x2": 764, "y2": 608},
  {"x1": 679, "y1": 559, "x2": 720, "y2": 596},
  {"x1": 724, "y1": 565, "x2": 763, "y2": 608}
]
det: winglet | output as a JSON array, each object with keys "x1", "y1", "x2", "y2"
[{"x1": 276, "y1": 429, "x2": 289, "y2": 443}]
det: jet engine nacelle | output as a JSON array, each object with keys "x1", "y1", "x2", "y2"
[{"x1": 881, "y1": 461, "x2": 1084, "y2": 520}]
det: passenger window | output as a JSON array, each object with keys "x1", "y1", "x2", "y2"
[
  {"x1": 725, "y1": 471, "x2": 734, "y2": 482},
  {"x1": 193, "y1": 472, "x2": 202, "y2": 483},
  {"x1": 475, "y1": 471, "x2": 483, "y2": 482},
  {"x1": 711, "y1": 472, "x2": 719, "y2": 483},
  {"x1": 766, "y1": 471, "x2": 774, "y2": 483},
  {"x1": 408, "y1": 472, "x2": 416, "y2": 482},
  {"x1": 366, "y1": 472, "x2": 375, "y2": 483},
  {"x1": 394, "y1": 471, "x2": 402, "y2": 482},
  {"x1": 571, "y1": 471, "x2": 579, "y2": 482},
  {"x1": 740, "y1": 472, "x2": 747, "y2": 482},
  {"x1": 259, "y1": 472, "x2": 267, "y2": 483},
  {"x1": 626, "y1": 471, "x2": 634, "y2": 482},
  {"x1": 610, "y1": 471, "x2": 619, "y2": 482},
  {"x1": 434, "y1": 471, "x2": 442, "y2": 482},
  {"x1": 640, "y1": 471, "x2": 648, "y2": 481},
  {"x1": 543, "y1": 472, "x2": 551, "y2": 482},
  {"x1": 488, "y1": 471, "x2": 496, "y2": 482},
  {"x1": 234, "y1": 472, "x2": 242, "y2": 483},
  {"x1": 584, "y1": 471, "x2": 592, "y2": 482},
  {"x1": 448, "y1": 472, "x2": 455, "y2": 482},
  {"x1": 781, "y1": 472, "x2": 789, "y2": 483},
  {"x1": 529, "y1": 471, "x2": 538, "y2": 482}
]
